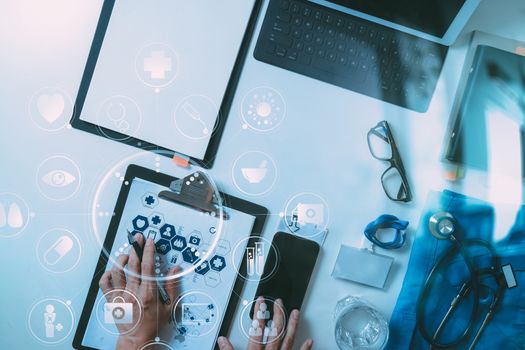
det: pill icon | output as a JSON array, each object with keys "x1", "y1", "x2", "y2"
[{"x1": 44, "y1": 235, "x2": 73, "y2": 266}]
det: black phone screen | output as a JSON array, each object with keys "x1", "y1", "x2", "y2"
[{"x1": 251, "y1": 232, "x2": 320, "y2": 318}]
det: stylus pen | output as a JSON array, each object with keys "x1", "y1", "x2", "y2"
[{"x1": 127, "y1": 231, "x2": 171, "y2": 305}]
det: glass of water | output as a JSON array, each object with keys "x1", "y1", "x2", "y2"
[{"x1": 334, "y1": 296, "x2": 389, "y2": 350}]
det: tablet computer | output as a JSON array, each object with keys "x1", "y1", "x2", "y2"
[
  {"x1": 71, "y1": 0, "x2": 262, "y2": 168},
  {"x1": 73, "y1": 164, "x2": 267, "y2": 349},
  {"x1": 444, "y1": 31, "x2": 525, "y2": 176}
]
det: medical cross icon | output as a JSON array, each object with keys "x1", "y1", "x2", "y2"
[{"x1": 143, "y1": 51, "x2": 172, "y2": 79}]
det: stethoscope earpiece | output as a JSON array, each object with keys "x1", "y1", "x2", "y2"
[{"x1": 429, "y1": 211, "x2": 457, "y2": 240}]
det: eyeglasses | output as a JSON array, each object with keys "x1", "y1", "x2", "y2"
[{"x1": 367, "y1": 120, "x2": 412, "y2": 202}]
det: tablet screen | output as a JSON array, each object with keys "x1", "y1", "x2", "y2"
[
  {"x1": 77, "y1": 0, "x2": 255, "y2": 161},
  {"x1": 80, "y1": 177, "x2": 256, "y2": 349},
  {"x1": 447, "y1": 45, "x2": 525, "y2": 176}
]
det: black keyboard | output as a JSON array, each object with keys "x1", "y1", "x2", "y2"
[{"x1": 254, "y1": 0, "x2": 448, "y2": 112}]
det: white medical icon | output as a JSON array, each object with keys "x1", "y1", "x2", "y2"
[
  {"x1": 37, "y1": 93, "x2": 65, "y2": 124},
  {"x1": 257, "y1": 303, "x2": 271, "y2": 320},
  {"x1": 104, "y1": 296, "x2": 133, "y2": 324},
  {"x1": 0, "y1": 202, "x2": 24, "y2": 229},
  {"x1": 232, "y1": 151, "x2": 278, "y2": 196},
  {"x1": 255, "y1": 242, "x2": 265, "y2": 276},
  {"x1": 44, "y1": 304, "x2": 63, "y2": 338},
  {"x1": 241, "y1": 160, "x2": 268, "y2": 184},
  {"x1": 43, "y1": 235, "x2": 73, "y2": 266},
  {"x1": 295, "y1": 203, "x2": 325, "y2": 225},
  {"x1": 263, "y1": 320, "x2": 278, "y2": 343},
  {"x1": 144, "y1": 51, "x2": 172, "y2": 80},
  {"x1": 241, "y1": 86, "x2": 286, "y2": 132},
  {"x1": 249, "y1": 319, "x2": 263, "y2": 336},
  {"x1": 41, "y1": 170, "x2": 76, "y2": 188},
  {"x1": 174, "y1": 95, "x2": 218, "y2": 140},
  {"x1": 106, "y1": 102, "x2": 130, "y2": 133},
  {"x1": 181, "y1": 101, "x2": 210, "y2": 136},
  {"x1": 246, "y1": 241, "x2": 265, "y2": 277}
]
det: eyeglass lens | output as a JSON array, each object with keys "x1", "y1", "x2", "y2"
[
  {"x1": 381, "y1": 166, "x2": 409, "y2": 201},
  {"x1": 368, "y1": 124, "x2": 393, "y2": 160}
]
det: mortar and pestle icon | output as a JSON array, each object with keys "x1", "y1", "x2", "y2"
[{"x1": 241, "y1": 160, "x2": 268, "y2": 184}]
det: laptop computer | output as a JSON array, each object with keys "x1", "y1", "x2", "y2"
[{"x1": 254, "y1": 0, "x2": 481, "y2": 112}]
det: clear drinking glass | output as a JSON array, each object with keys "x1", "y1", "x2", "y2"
[{"x1": 334, "y1": 296, "x2": 389, "y2": 350}]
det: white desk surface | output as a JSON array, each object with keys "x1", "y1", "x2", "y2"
[{"x1": 1, "y1": 0, "x2": 525, "y2": 348}]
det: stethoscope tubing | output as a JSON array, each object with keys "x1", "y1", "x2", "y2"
[{"x1": 416, "y1": 213, "x2": 502, "y2": 349}]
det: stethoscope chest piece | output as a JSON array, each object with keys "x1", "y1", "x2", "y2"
[{"x1": 429, "y1": 211, "x2": 457, "y2": 240}]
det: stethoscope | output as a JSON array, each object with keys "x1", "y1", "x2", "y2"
[{"x1": 416, "y1": 212, "x2": 506, "y2": 350}]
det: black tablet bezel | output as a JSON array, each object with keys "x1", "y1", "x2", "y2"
[
  {"x1": 70, "y1": 0, "x2": 263, "y2": 169},
  {"x1": 73, "y1": 164, "x2": 268, "y2": 349}
]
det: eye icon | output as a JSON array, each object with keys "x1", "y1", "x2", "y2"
[{"x1": 42, "y1": 170, "x2": 76, "y2": 187}]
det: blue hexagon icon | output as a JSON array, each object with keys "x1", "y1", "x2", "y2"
[
  {"x1": 195, "y1": 260, "x2": 211, "y2": 275},
  {"x1": 171, "y1": 235, "x2": 187, "y2": 251},
  {"x1": 132, "y1": 215, "x2": 149, "y2": 231},
  {"x1": 149, "y1": 212, "x2": 164, "y2": 228},
  {"x1": 182, "y1": 247, "x2": 200, "y2": 264},
  {"x1": 155, "y1": 238, "x2": 171, "y2": 255},
  {"x1": 210, "y1": 255, "x2": 226, "y2": 271},
  {"x1": 160, "y1": 224, "x2": 176, "y2": 240},
  {"x1": 142, "y1": 192, "x2": 158, "y2": 208}
]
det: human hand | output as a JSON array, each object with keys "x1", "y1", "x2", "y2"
[
  {"x1": 217, "y1": 298, "x2": 313, "y2": 350},
  {"x1": 99, "y1": 235, "x2": 180, "y2": 349}
]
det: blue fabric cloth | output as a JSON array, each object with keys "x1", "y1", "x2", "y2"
[{"x1": 387, "y1": 190, "x2": 525, "y2": 350}]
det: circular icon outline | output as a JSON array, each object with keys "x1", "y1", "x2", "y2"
[
  {"x1": 230, "y1": 235, "x2": 279, "y2": 283},
  {"x1": 88, "y1": 150, "x2": 225, "y2": 283},
  {"x1": 283, "y1": 192, "x2": 330, "y2": 239},
  {"x1": 36, "y1": 228, "x2": 82, "y2": 274},
  {"x1": 139, "y1": 339, "x2": 175, "y2": 350},
  {"x1": 240, "y1": 86, "x2": 286, "y2": 133},
  {"x1": 0, "y1": 192, "x2": 31, "y2": 239},
  {"x1": 36, "y1": 154, "x2": 82, "y2": 201},
  {"x1": 231, "y1": 151, "x2": 279, "y2": 197},
  {"x1": 27, "y1": 298, "x2": 75, "y2": 345},
  {"x1": 96, "y1": 95, "x2": 143, "y2": 141},
  {"x1": 172, "y1": 290, "x2": 220, "y2": 337},
  {"x1": 238, "y1": 297, "x2": 287, "y2": 345},
  {"x1": 95, "y1": 288, "x2": 144, "y2": 336},
  {"x1": 28, "y1": 86, "x2": 73, "y2": 133},
  {"x1": 174, "y1": 94, "x2": 220, "y2": 141},
  {"x1": 134, "y1": 42, "x2": 180, "y2": 89}
]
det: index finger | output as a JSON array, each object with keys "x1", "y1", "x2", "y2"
[{"x1": 141, "y1": 238, "x2": 155, "y2": 283}]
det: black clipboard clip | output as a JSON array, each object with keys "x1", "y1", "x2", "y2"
[{"x1": 158, "y1": 171, "x2": 229, "y2": 220}]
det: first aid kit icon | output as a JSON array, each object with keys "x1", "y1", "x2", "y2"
[{"x1": 104, "y1": 297, "x2": 133, "y2": 324}]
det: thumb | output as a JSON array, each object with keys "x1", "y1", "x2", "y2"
[{"x1": 217, "y1": 336, "x2": 234, "y2": 350}]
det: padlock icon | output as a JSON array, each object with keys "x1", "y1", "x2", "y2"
[{"x1": 104, "y1": 296, "x2": 133, "y2": 324}]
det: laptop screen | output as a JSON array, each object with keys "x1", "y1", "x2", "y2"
[{"x1": 327, "y1": 0, "x2": 466, "y2": 38}]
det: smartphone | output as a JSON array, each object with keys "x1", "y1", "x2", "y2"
[{"x1": 250, "y1": 232, "x2": 320, "y2": 318}]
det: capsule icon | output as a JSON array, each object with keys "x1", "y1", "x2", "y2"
[{"x1": 44, "y1": 235, "x2": 73, "y2": 266}]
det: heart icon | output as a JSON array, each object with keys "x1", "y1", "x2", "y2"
[
  {"x1": 136, "y1": 219, "x2": 146, "y2": 229},
  {"x1": 37, "y1": 93, "x2": 65, "y2": 124}
]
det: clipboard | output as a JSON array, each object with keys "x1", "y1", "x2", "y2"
[
  {"x1": 70, "y1": 0, "x2": 263, "y2": 168},
  {"x1": 73, "y1": 164, "x2": 268, "y2": 349}
]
